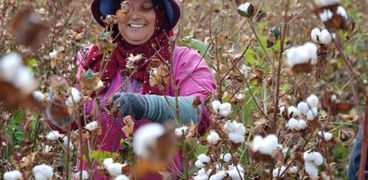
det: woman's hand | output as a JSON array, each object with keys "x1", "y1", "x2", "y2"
[{"x1": 111, "y1": 93, "x2": 147, "y2": 119}]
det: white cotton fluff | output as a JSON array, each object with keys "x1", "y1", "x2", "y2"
[
  {"x1": 318, "y1": 131, "x2": 333, "y2": 141},
  {"x1": 238, "y1": 2, "x2": 252, "y2": 15},
  {"x1": 286, "y1": 42, "x2": 318, "y2": 68},
  {"x1": 306, "y1": 107, "x2": 318, "y2": 121},
  {"x1": 197, "y1": 154, "x2": 211, "y2": 163},
  {"x1": 106, "y1": 163, "x2": 124, "y2": 177},
  {"x1": 307, "y1": 94, "x2": 319, "y2": 107},
  {"x1": 211, "y1": 100, "x2": 232, "y2": 116},
  {"x1": 13, "y1": 66, "x2": 39, "y2": 94},
  {"x1": 279, "y1": 106, "x2": 286, "y2": 115},
  {"x1": 209, "y1": 171, "x2": 227, "y2": 180},
  {"x1": 0, "y1": 53, "x2": 22, "y2": 81},
  {"x1": 103, "y1": 158, "x2": 114, "y2": 167},
  {"x1": 73, "y1": 170, "x2": 89, "y2": 180},
  {"x1": 115, "y1": 175, "x2": 129, "y2": 180},
  {"x1": 304, "y1": 151, "x2": 324, "y2": 166},
  {"x1": 193, "y1": 168, "x2": 211, "y2": 180},
  {"x1": 273, "y1": 166, "x2": 287, "y2": 177},
  {"x1": 133, "y1": 123, "x2": 165, "y2": 158},
  {"x1": 305, "y1": 161, "x2": 319, "y2": 178},
  {"x1": 287, "y1": 118, "x2": 307, "y2": 131},
  {"x1": 174, "y1": 126, "x2": 188, "y2": 137},
  {"x1": 195, "y1": 160, "x2": 205, "y2": 168},
  {"x1": 85, "y1": 121, "x2": 99, "y2": 131},
  {"x1": 46, "y1": 131, "x2": 61, "y2": 140},
  {"x1": 32, "y1": 91, "x2": 45, "y2": 102},
  {"x1": 311, "y1": 28, "x2": 332, "y2": 45},
  {"x1": 251, "y1": 134, "x2": 279, "y2": 156},
  {"x1": 49, "y1": 50, "x2": 58, "y2": 59},
  {"x1": 289, "y1": 166, "x2": 299, "y2": 174},
  {"x1": 337, "y1": 6, "x2": 348, "y2": 19},
  {"x1": 227, "y1": 165, "x2": 245, "y2": 180},
  {"x1": 95, "y1": 80, "x2": 104, "y2": 90},
  {"x1": 207, "y1": 130, "x2": 220, "y2": 145},
  {"x1": 62, "y1": 136, "x2": 74, "y2": 151},
  {"x1": 222, "y1": 153, "x2": 232, "y2": 163},
  {"x1": 65, "y1": 87, "x2": 82, "y2": 106},
  {"x1": 319, "y1": 9, "x2": 333, "y2": 22},
  {"x1": 314, "y1": 0, "x2": 340, "y2": 7},
  {"x1": 297, "y1": 102, "x2": 309, "y2": 114},
  {"x1": 288, "y1": 106, "x2": 301, "y2": 118},
  {"x1": 224, "y1": 120, "x2": 246, "y2": 144},
  {"x1": 3, "y1": 170, "x2": 22, "y2": 180},
  {"x1": 33, "y1": 164, "x2": 53, "y2": 180}
]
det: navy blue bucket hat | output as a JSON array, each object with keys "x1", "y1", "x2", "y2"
[{"x1": 91, "y1": 0, "x2": 181, "y2": 30}]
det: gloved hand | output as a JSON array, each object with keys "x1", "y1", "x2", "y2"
[{"x1": 111, "y1": 93, "x2": 147, "y2": 120}]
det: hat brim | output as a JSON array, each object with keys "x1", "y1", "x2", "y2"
[{"x1": 91, "y1": 0, "x2": 180, "y2": 30}]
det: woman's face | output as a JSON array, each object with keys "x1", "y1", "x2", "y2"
[{"x1": 117, "y1": 0, "x2": 156, "y2": 45}]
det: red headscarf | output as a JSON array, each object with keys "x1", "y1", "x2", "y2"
[{"x1": 83, "y1": 1, "x2": 174, "y2": 95}]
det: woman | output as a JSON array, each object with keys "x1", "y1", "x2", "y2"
[{"x1": 73, "y1": 0, "x2": 216, "y2": 179}]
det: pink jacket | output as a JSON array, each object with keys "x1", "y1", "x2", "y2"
[{"x1": 75, "y1": 45, "x2": 216, "y2": 179}]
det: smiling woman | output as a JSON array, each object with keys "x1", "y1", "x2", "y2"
[
  {"x1": 117, "y1": 0, "x2": 156, "y2": 45},
  {"x1": 62, "y1": 0, "x2": 217, "y2": 179}
]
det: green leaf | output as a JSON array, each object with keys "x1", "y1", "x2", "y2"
[{"x1": 85, "y1": 150, "x2": 120, "y2": 163}]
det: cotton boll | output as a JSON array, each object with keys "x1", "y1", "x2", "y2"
[
  {"x1": 258, "y1": 135, "x2": 278, "y2": 155},
  {"x1": 229, "y1": 133, "x2": 245, "y2": 144},
  {"x1": 238, "y1": 2, "x2": 253, "y2": 17},
  {"x1": 3, "y1": 170, "x2": 22, "y2": 180},
  {"x1": 337, "y1": 6, "x2": 348, "y2": 19},
  {"x1": 207, "y1": 131, "x2": 220, "y2": 145},
  {"x1": 85, "y1": 121, "x2": 99, "y2": 131},
  {"x1": 286, "y1": 118, "x2": 299, "y2": 130},
  {"x1": 132, "y1": 123, "x2": 165, "y2": 158},
  {"x1": 305, "y1": 161, "x2": 319, "y2": 178},
  {"x1": 106, "y1": 163, "x2": 124, "y2": 177},
  {"x1": 195, "y1": 160, "x2": 205, "y2": 168},
  {"x1": 318, "y1": 131, "x2": 333, "y2": 141},
  {"x1": 311, "y1": 28, "x2": 321, "y2": 43},
  {"x1": 211, "y1": 100, "x2": 221, "y2": 113},
  {"x1": 209, "y1": 171, "x2": 227, "y2": 180},
  {"x1": 65, "y1": 87, "x2": 82, "y2": 106},
  {"x1": 175, "y1": 126, "x2": 188, "y2": 137},
  {"x1": 307, "y1": 94, "x2": 319, "y2": 107},
  {"x1": 311, "y1": 152, "x2": 324, "y2": 166},
  {"x1": 303, "y1": 42, "x2": 318, "y2": 64},
  {"x1": 222, "y1": 153, "x2": 232, "y2": 163},
  {"x1": 286, "y1": 47, "x2": 310, "y2": 67},
  {"x1": 298, "y1": 102, "x2": 309, "y2": 114},
  {"x1": 14, "y1": 66, "x2": 38, "y2": 94},
  {"x1": 103, "y1": 158, "x2": 114, "y2": 166},
  {"x1": 0, "y1": 53, "x2": 22, "y2": 81},
  {"x1": 194, "y1": 168, "x2": 210, "y2": 180},
  {"x1": 298, "y1": 119, "x2": 307, "y2": 130},
  {"x1": 273, "y1": 166, "x2": 286, "y2": 177},
  {"x1": 74, "y1": 170, "x2": 89, "y2": 180},
  {"x1": 32, "y1": 91, "x2": 45, "y2": 102},
  {"x1": 288, "y1": 106, "x2": 300, "y2": 118},
  {"x1": 251, "y1": 135, "x2": 263, "y2": 152},
  {"x1": 314, "y1": 0, "x2": 340, "y2": 6},
  {"x1": 46, "y1": 131, "x2": 61, "y2": 140},
  {"x1": 227, "y1": 166, "x2": 245, "y2": 180},
  {"x1": 219, "y1": 102, "x2": 232, "y2": 116},
  {"x1": 49, "y1": 50, "x2": 58, "y2": 59},
  {"x1": 319, "y1": 9, "x2": 333, "y2": 22},
  {"x1": 62, "y1": 136, "x2": 74, "y2": 151},
  {"x1": 115, "y1": 175, "x2": 129, "y2": 180},
  {"x1": 33, "y1": 164, "x2": 53, "y2": 180},
  {"x1": 289, "y1": 166, "x2": 299, "y2": 174},
  {"x1": 95, "y1": 80, "x2": 104, "y2": 90},
  {"x1": 306, "y1": 107, "x2": 318, "y2": 121},
  {"x1": 197, "y1": 154, "x2": 211, "y2": 163},
  {"x1": 319, "y1": 29, "x2": 332, "y2": 44}
]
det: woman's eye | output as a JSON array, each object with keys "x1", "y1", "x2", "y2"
[{"x1": 141, "y1": 4, "x2": 154, "y2": 11}]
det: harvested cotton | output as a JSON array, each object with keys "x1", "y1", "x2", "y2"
[{"x1": 85, "y1": 121, "x2": 99, "y2": 131}]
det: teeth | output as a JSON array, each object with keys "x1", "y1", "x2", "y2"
[{"x1": 129, "y1": 24, "x2": 145, "y2": 28}]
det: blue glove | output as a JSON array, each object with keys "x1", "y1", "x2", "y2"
[
  {"x1": 112, "y1": 93, "x2": 147, "y2": 120},
  {"x1": 112, "y1": 93, "x2": 202, "y2": 124}
]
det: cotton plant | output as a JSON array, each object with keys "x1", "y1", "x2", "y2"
[
  {"x1": 195, "y1": 154, "x2": 211, "y2": 168},
  {"x1": 102, "y1": 158, "x2": 127, "y2": 177},
  {"x1": 318, "y1": 131, "x2": 333, "y2": 141},
  {"x1": 73, "y1": 170, "x2": 89, "y2": 180},
  {"x1": 224, "y1": 120, "x2": 246, "y2": 144}
]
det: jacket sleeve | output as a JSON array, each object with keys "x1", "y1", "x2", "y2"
[{"x1": 172, "y1": 47, "x2": 217, "y2": 132}]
